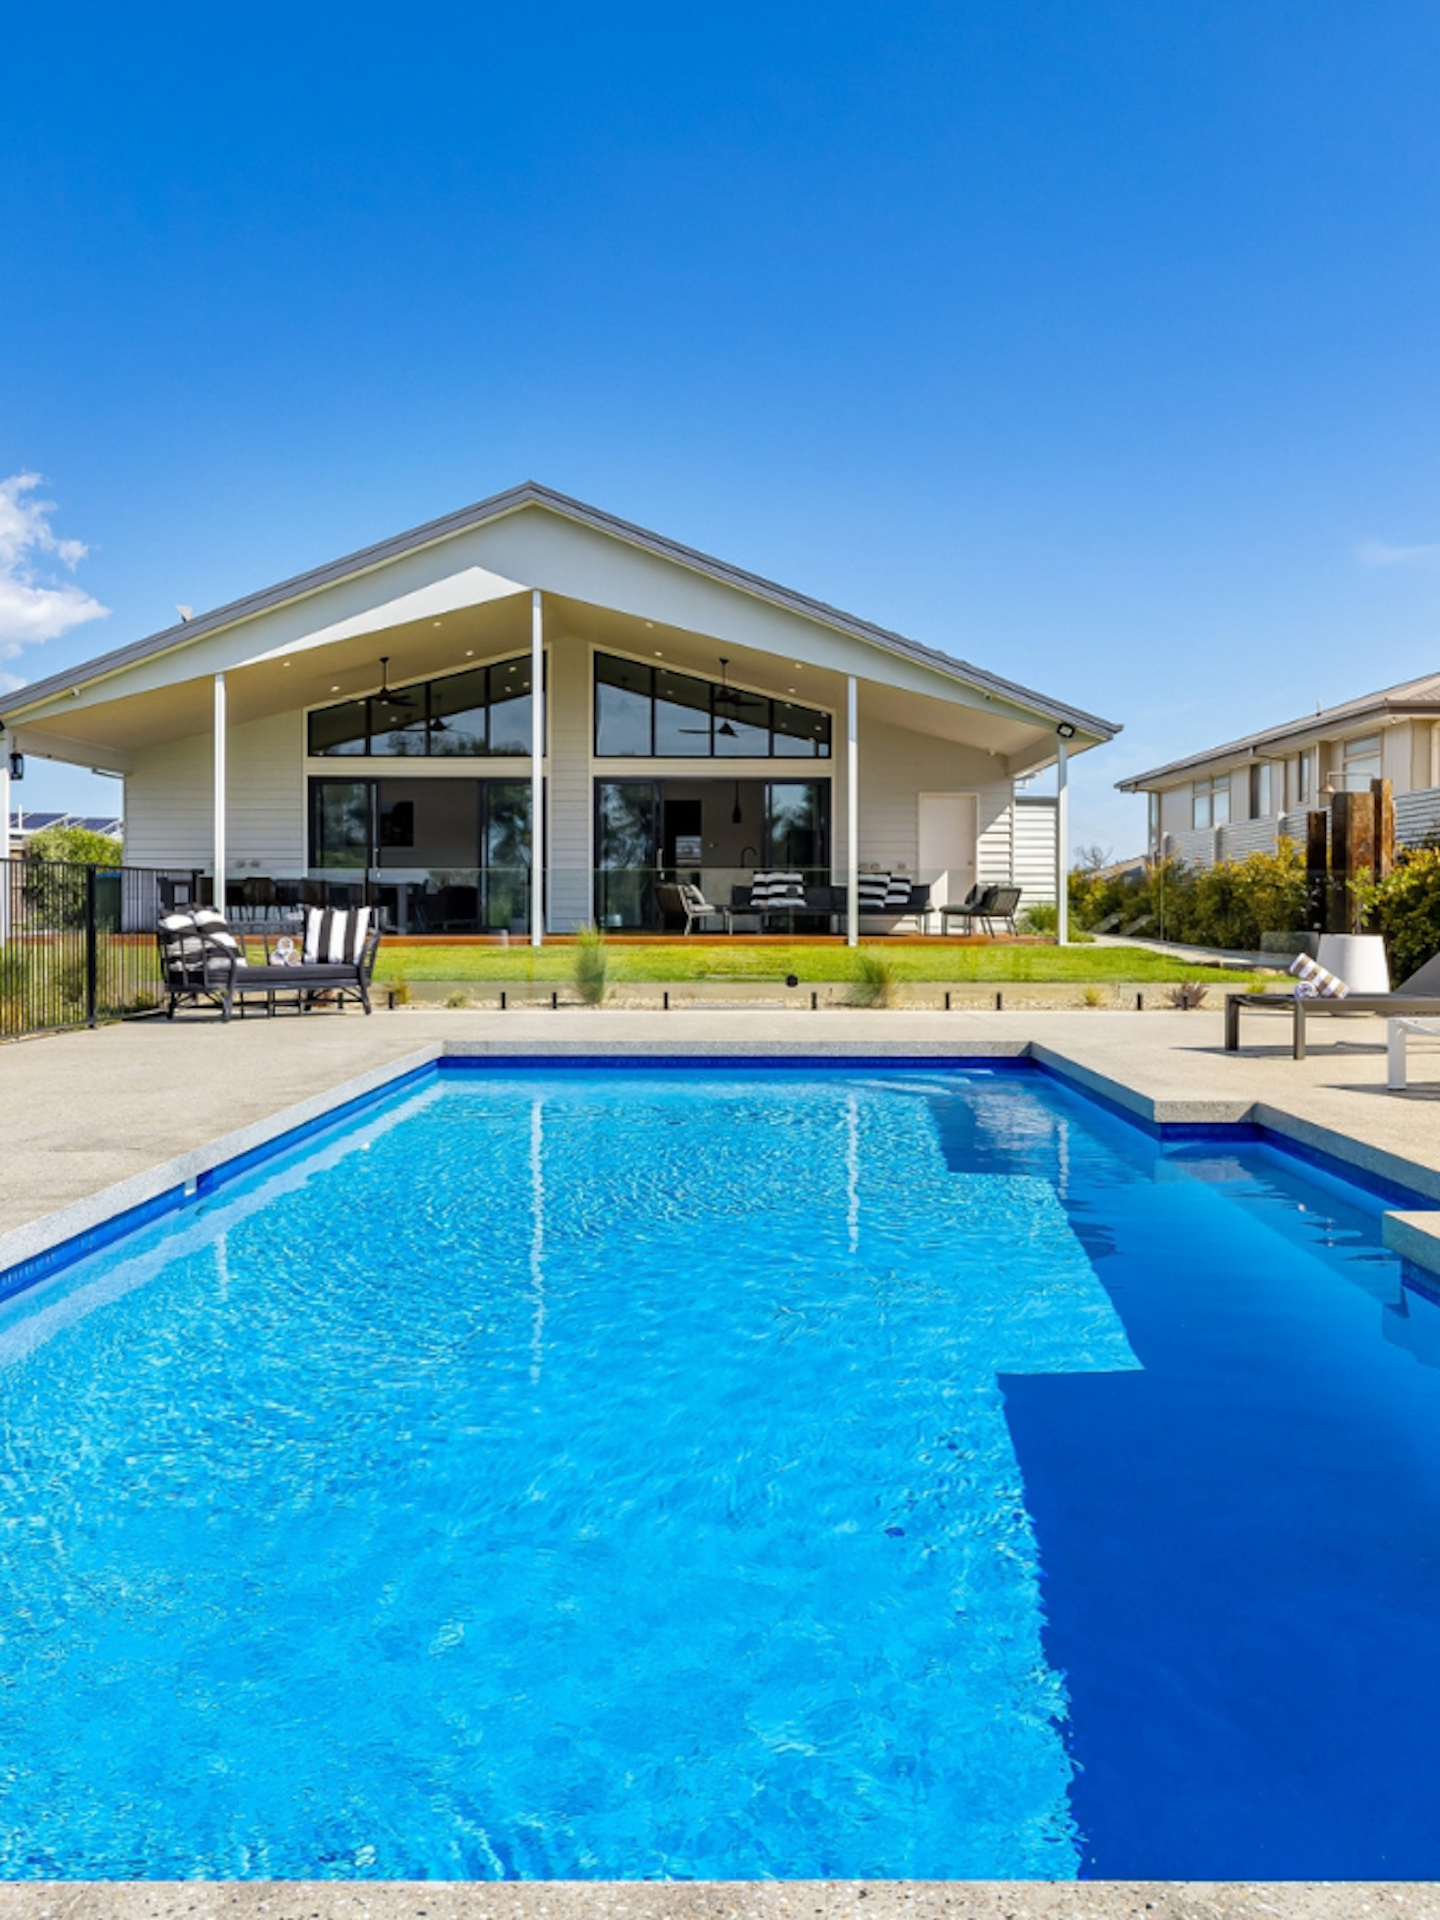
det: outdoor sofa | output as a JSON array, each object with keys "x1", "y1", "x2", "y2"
[
  {"x1": 157, "y1": 906, "x2": 381, "y2": 1022},
  {"x1": 1224, "y1": 952, "x2": 1440, "y2": 1060}
]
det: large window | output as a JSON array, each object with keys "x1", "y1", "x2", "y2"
[
  {"x1": 1341, "y1": 734, "x2": 1382, "y2": 788},
  {"x1": 594, "y1": 654, "x2": 831, "y2": 758},
  {"x1": 309, "y1": 776, "x2": 532, "y2": 933},
  {"x1": 594, "y1": 778, "x2": 830, "y2": 928},
  {"x1": 1248, "y1": 762, "x2": 1274, "y2": 820},
  {"x1": 1191, "y1": 774, "x2": 1231, "y2": 830},
  {"x1": 307, "y1": 656, "x2": 536, "y2": 758}
]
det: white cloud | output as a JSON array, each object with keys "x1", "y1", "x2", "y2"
[
  {"x1": 0, "y1": 473, "x2": 110, "y2": 671},
  {"x1": 1357, "y1": 538, "x2": 1440, "y2": 569}
]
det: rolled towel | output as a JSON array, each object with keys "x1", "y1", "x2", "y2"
[{"x1": 1289, "y1": 952, "x2": 1349, "y2": 999}]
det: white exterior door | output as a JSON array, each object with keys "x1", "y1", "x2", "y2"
[{"x1": 918, "y1": 792, "x2": 979, "y2": 907}]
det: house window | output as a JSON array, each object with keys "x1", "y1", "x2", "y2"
[
  {"x1": 1341, "y1": 734, "x2": 1382, "y2": 789},
  {"x1": 593, "y1": 653, "x2": 831, "y2": 758},
  {"x1": 1147, "y1": 792, "x2": 1160, "y2": 851},
  {"x1": 306, "y1": 656, "x2": 536, "y2": 758},
  {"x1": 1248, "y1": 763, "x2": 1274, "y2": 820},
  {"x1": 1296, "y1": 751, "x2": 1313, "y2": 806},
  {"x1": 1191, "y1": 775, "x2": 1230, "y2": 830}
]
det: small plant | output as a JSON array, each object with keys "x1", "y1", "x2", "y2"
[
  {"x1": 1020, "y1": 902, "x2": 1059, "y2": 937},
  {"x1": 849, "y1": 951, "x2": 899, "y2": 1009},
  {"x1": 1081, "y1": 984, "x2": 1104, "y2": 1008},
  {"x1": 572, "y1": 925, "x2": 609, "y2": 1006},
  {"x1": 444, "y1": 990, "x2": 470, "y2": 1009},
  {"x1": 1163, "y1": 980, "x2": 1208, "y2": 1010}
]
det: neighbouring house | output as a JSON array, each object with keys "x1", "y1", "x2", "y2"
[
  {"x1": 0, "y1": 483, "x2": 1117, "y2": 940},
  {"x1": 1118, "y1": 670, "x2": 1440, "y2": 868}
]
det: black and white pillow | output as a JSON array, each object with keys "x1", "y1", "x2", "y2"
[
  {"x1": 750, "y1": 871, "x2": 808, "y2": 911},
  {"x1": 192, "y1": 907, "x2": 243, "y2": 971},
  {"x1": 856, "y1": 873, "x2": 916, "y2": 913},
  {"x1": 304, "y1": 905, "x2": 374, "y2": 965}
]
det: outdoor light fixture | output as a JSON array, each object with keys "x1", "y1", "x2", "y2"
[
  {"x1": 8, "y1": 750, "x2": 23, "y2": 781},
  {"x1": 1056, "y1": 721, "x2": 1077, "y2": 740}
]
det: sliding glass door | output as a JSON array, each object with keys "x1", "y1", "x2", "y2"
[
  {"x1": 309, "y1": 777, "x2": 532, "y2": 932},
  {"x1": 593, "y1": 779, "x2": 830, "y2": 929}
]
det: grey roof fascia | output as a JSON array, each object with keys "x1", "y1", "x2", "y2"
[
  {"x1": 0, "y1": 481, "x2": 1119, "y2": 741},
  {"x1": 1117, "y1": 687, "x2": 1440, "y2": 791}
]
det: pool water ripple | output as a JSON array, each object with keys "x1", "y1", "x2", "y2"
[{"x1": 2, "y1": 1066, "x2": 1436, "y2": 1879}]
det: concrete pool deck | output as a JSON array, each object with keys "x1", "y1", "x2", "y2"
[{"x1": 4, "y1": 1005, "x2": 1440, "y2": 1915}]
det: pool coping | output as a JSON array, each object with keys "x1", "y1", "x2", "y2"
[
  {"x1": 0, "y1": 1879, "x2": 1436, "y2": 1918},
  {"x1": 6, "y1": 1033, "x2": 1440, "y2": 1305}
]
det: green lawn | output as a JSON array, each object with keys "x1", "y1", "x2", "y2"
[{"x1": 374, "y1": 942, "x2": 1269, "y2": 986}]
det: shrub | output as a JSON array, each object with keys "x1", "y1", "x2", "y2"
[
  {"x1": 1019, "y1": 902, "x2": 1058, "y2": 936},
  {"x1": 849, "y1": 951, "x2": 898, "y2": 1008},
  {"x1": 25, "y1": 824, "x2": 122, "y2": 866},
  {"x1": 1163, "y1": 981, "x2": 1208, "y2": 1010},
  {"x1": 1069, "y1": 842, "x2": 1307, "y2": 952},
  {"x1": 572, "y1": 925, "x2": 609, "y2": 1006},
  {"x1": 1358, "y1": 848, "x2": 1440, "y2": 981}
]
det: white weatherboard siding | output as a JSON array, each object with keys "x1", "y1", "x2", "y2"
[
  {"x1": 1013, "y1": 797, "x2": 1058, "y2": 909},
  {"x1": 125, "y1": 712, "x2": 306, "y2": 874},
  {"x1": 123, "y1": 732, "x2": 211, "y2": 869},
  {"x1": 856, "y1": 715, "x2": 1011, "y2": 877}
]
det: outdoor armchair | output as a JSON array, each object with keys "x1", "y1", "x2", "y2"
[
  {"x1": 656, "y1": 881, "x2": 744, "y2": 935},
  {"x1": 938, "y1": 885, "x2": 994, "y2": 935}
]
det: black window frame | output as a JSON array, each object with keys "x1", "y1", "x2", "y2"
[
  {"x1": 593, "y1": 652, "x2": 831, "y2": 759},
  {"x1": 306, "y1": 654, "x2": 541, "y2": 759}
]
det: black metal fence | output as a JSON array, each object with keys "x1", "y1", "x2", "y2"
[{"x1": 0, "y1": 860, "x2": 204, "y2": 1040}]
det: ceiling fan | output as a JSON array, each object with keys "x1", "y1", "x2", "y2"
[
  {"x1": 679, "y1": 658, "x2": 746, "y2": 734},
  {"x1": 373, "y1": 656, "x2": 418, "y2": 709}
]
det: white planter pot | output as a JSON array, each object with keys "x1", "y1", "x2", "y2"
[{"x1": 1317, "y1": 932, "x2": 1390, "y2": 994}]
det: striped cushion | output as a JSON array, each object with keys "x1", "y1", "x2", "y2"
[
  {"x1": 159, "y1": 909, "x2": 240, "y2": 974},
  {"x1": 191, "y1": 908, "x2": 241, "y2": 957},
  {"x1": 1290, "y1": 953, "x2": 1349, "y2": 999},
  {"x1": 303, "y1": 906, "x2": 373, "y2": 965},
  {"x1": 857, "y1": 873, "x2": 915, "y2": 913},
  {"x1": 750, "y1": 871, "x2": 807, "y2": 910}
]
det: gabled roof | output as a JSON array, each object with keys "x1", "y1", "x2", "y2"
[
  {"x1": 1116, "y1": 667, "x2": 1440, "y2": 791},
  {"x1": 0, "y1": 481, "x2": 1119, "y2": 742}
]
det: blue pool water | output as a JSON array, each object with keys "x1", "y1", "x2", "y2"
[{"x1": 1, "y1": 1062, "x2": 1439, "y2": 1880}]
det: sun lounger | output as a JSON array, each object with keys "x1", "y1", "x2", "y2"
[
  {"x1": 1224, "y1": 953, "x2": 1440, "y2": 1060},
  {"x1": 1388, "y1": 1016, "x2": 1440, "y2": 1090}
]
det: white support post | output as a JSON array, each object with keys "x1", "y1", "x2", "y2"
[
  {"x1": 846, "y1": 675, "x2": 859, "y2": 949},
  {"x1": 530, "y1": 589, "x2": 545, "y2": 948},
  {"x1": 213, "y1": 673, "x2": 227, "y2": 910},
  {"x1": 1056, "y1": 736, "x2": 1070, "y2": 947}
]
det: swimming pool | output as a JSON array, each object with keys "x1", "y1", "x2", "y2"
[{"x1": 1, "y1": 1059, "x2": 1438, "y2": 1881}]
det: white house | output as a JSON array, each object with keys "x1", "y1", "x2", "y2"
[{"x1": 0, "y1": 483, "x2": 1117, "y2": 941}]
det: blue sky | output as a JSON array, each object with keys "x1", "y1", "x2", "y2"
[{"x1": 4, "y1": 1, "x2": 1440, "y2": 852}]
